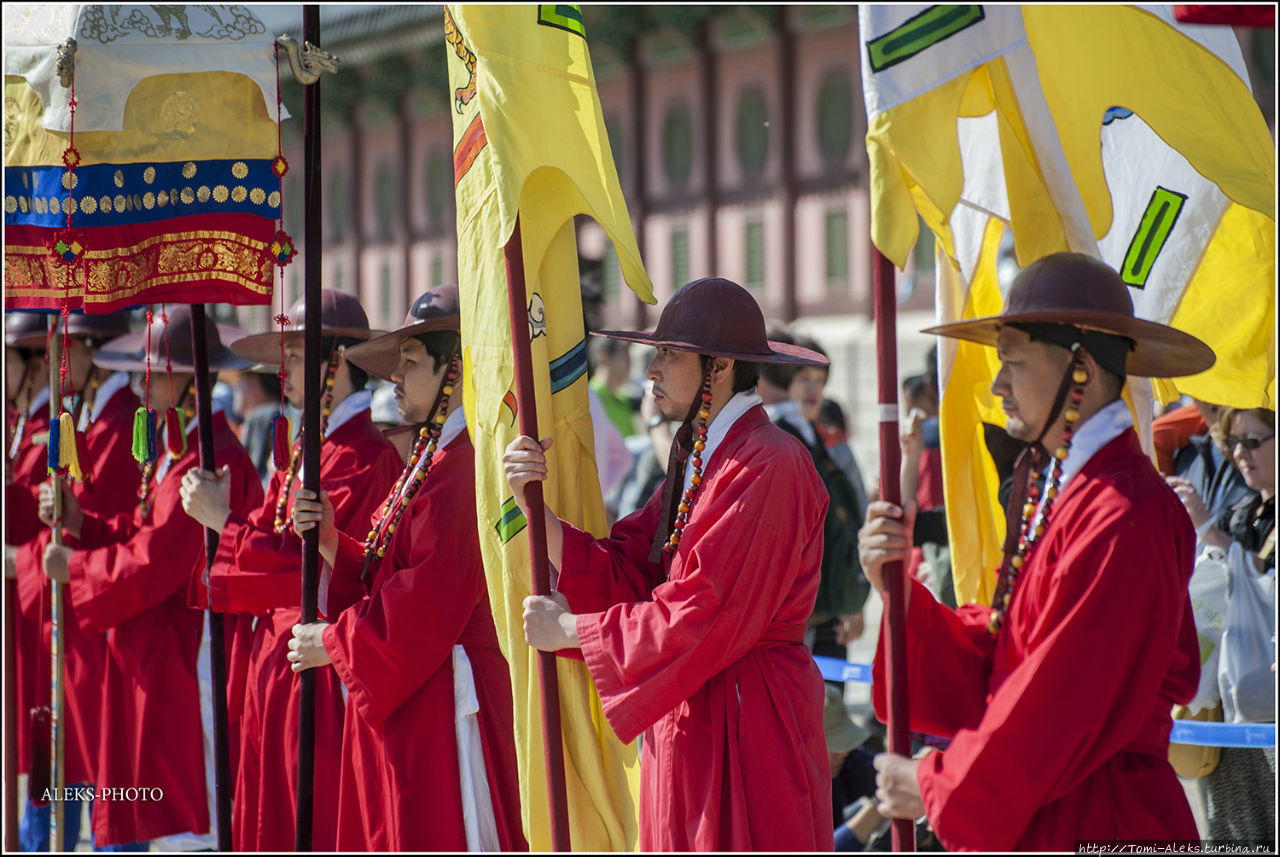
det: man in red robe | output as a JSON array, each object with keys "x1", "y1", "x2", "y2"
[
  {"x1": 859, "y1": 253, "x2": 1214, "y2": 850},
  {"x1": 506, "y1": 277, "x2": 834, "y2": 851},
  {"x1": 287, "y1": 286, "x2": 526, "y2": 852},
  {"x1": 5, "y1": 311, "x2": 66, "y2": 849},
  {"x1": 15, "y1": 311, "x2": 136, "y2": 847},
  {"x1": 41, "y1": 307, "x2": 264, "y2": 849},
  {"x1": 178, "y1": 290, "x2": 401, "y2": 851}
]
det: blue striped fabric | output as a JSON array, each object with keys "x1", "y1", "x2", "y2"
[{"x1": 4, "y1": 158, "x2": 280, "y2": 228}]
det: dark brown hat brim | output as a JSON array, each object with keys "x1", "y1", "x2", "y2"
[
  {"x1": 230, "y1": 327, "x2": 383, "y2": 366},
  {"x1": 923, "y1": 310, "x2": 1216, "y2": 378},
  {"x1": 343, "y1": 316, "x2": 460, "y2": 382},
  {"x1": 93, "y1": 324, "x2": 252, "y2": 373},
  {"x1": 590, "y1": 330, "x2": 829, "y2": 367}
]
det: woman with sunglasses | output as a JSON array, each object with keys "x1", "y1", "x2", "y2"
[{"x1": 1171, "y1": 407, "x2": 1275, "y2": 844}]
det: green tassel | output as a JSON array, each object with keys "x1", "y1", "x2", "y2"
[{"x1": 132, "y1": 407, "x2": 149, "y2": 463}]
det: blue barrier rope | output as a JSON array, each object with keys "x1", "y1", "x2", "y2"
[{"x1": 812, "y1": 655, "x2": 1277, "y2": 749}]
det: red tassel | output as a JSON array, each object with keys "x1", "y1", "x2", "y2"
[
  {"x1": 166, "y1": 407, "x2": 186, "y2": 458},
  {"x1": 272, "y1": 413, "x2": 291, "y2": 469}
]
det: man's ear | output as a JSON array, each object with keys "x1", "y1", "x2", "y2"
[{"x1": 711, "y1": 356, "x2": 734, "y2": 385}]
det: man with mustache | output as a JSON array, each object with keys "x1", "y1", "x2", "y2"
[
  {"x1": 506, "y1": 277, "x2": 833, "y2": 851},
  {"x1": 179, "y1": 290, "x2": 401, "y2": 851},
  {"x1": 288, "y1": 286, "x2": 525, "y2": 851},
  {"x1": 859, "y1": 253, "x2": 1214, "y2": 850}
]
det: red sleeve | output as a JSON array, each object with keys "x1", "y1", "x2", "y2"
[
  {"x1": 324, "y1": 529, "x2": 370, "y2": 618},
  {"x1": 207, "y1": 469, "x2": 298, "y2": 616},
  {"x1": 871, "y1": 577, "x2": 996, "y2": 736},
  {"x1": 556, "y1": 485, "x2": 666, "y2": 613},
  {"x1": 575, "y1": 456, "x2": 828, "y2": 744},
  {"x1": 4, "y1": 481, "x2": 43, "y2": 546},
  {"x1": 323, "y1": 451, "x2": 484, "y2": 727},
  {"x1": 915, "y1": 493, "x2": 1196, "y2": 851},
  {"x1": 67, "y1": 460, "x2": 207, "y2": 631},
  {"x1": 1151, "y1": 407, "x2": 1205, "y2": 476}
]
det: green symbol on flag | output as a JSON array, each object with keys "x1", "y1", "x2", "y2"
[
  {"x1": 867, "y1": 6, "x2": 986, "y2": 73},
  {"x1": 1121, "y1": 186, "x2": 1187, "y2": 289},
  {"x1": 538, "y1": 5, "x2": 585, "y2": 39},
  {"x1": 496, "y1": 496, "x2": 528, "y2": 545}
]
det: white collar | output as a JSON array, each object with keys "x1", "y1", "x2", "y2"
[
  {"x1": 80, "y1": 372, "x2": 130, "y2": 429},
  {"x1": 681, "y1": 390, "x2": 763, "y2": 488},
  {"x1": 325, "y1": 390, "x2": 371, "y2": 439},
  {"x1": 392, "y1": 407, "x2": 469, "y2": 506},
  {"x1": 439, "y1": 404, "x2": 469, "y2": 451},
  {"x1": 1035, "y1": 398, "x2": 1133, "y2": 519},
  {"x1": 298, "y1": 391, "x2": 372, "y2": 482},
  {"x1": 28, "y1": 385, "x2": 50, "y2": 415}
]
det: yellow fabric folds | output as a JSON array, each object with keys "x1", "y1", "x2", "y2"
[
  {"x1": 446, "y1": 4, "x2": 652, "y2": 850},
  {"x1": 860, "y1": 4, "x2": 1275, "y2": 605}
]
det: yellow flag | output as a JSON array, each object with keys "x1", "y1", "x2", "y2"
[
  {"x1": 446, "y1": 5, "x2": 653, "y2": 850},
  {"x1": 859, "y1": 4, "x2": 1275, "y2": 604}
]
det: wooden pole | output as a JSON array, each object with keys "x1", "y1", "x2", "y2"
[
  {"x1": 190, "y1": 305, "x2": 233, "y2": 850},
  {"x1": 503, "y1": 218, "x2": 572, "y2": 851},
  {"x1": 872, "y1": 249, "x2": 914, "y2": 852},
  {"x1": 295, "y1": 5, "x2": 323, "y2": 851},
  {"x1": 4, "y1": 575, "x2": 17, "y2": 852},
  {"x1": 48, "y1": 314, "x2": 65, "y2": 852}
]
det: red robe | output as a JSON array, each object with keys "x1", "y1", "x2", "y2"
[
  {"x1": 67, "y1": 412, "x2": 263, "y2": 847},
  {"x1": 7, "y1": 397, "x2": 51, "y2": 783},
  {"x1": 872, "y1": 429, "x2": 1201, "y2": 851},
  {"x1": 207, "y1": 410, "x2": 401, "y2": 851},
  {"x1": 15, "y1": 378, "x2": 141, "y2": 789},
  {"x1": 558, "y1": 405, "x2": 833, "y2": 851},
  {"x1": 321, "y1": 433, "x2": 526, "y2": 852}
]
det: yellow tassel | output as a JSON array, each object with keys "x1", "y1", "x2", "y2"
[{"x1": 58, "y1": 412, "x2": 82, "y2": 482}]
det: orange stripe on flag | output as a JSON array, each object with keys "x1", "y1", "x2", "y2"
[{"x1": 454, "y1": 115, "x2": 488, "y2": 186}]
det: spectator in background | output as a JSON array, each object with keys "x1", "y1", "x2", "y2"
[
  {"x1": 589, "y1": 337, "x2": 641, "y2": 438},
  {"x1": 370, "y1": 380, "x2": 414, "y2": 464},
  {"x1": 825, "y1": 685, "x2": 874, "y2": 831},
  {"x1": 1169, "y1": 406, "x2": 1275, "y2": 844},
  {"x1": 816, "y1": 398, "x2": 870, "y2": 523},
  {"x1": 900, "y1": 369, "x2": 953, "y2": 607},
  {"x1": 759, "y1": 327, "x2": 798, "y2": 420},
  {"x1": 580, "y1": 277, "x2": 634, "y2": 522},
  {"x1": 1161, "y1": 398, "x2": 1252, "y2": 529},
  {"x1": 776, "y1": 335, "x2": 870, "y2": 665},
  {"x1": 233, "y1": 366, "x2": 285, "y2": 486}
]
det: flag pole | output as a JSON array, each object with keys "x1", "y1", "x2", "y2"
[
  {"x1": 503, "y1": 216, "x2": 573, "y2": 852},
  {"x1": 295, "y1": 4, "x2": 323, "y2": 850},
  {"x1": 872, "y1": 248, "x2": 915, "y2": 852},
  {"x1": 190, "y1": 304, "x2": 233, "y2": 850},
  {"x1": 48, "y1": 313, "x2": 66, "y2": 852}
]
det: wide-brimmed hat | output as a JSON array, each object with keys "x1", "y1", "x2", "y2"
[
  {"x1": 593, "y1": 278, "x2": 827, "y2": 367},
  {"x1": 344, "y1": 285, "x2": 461, "y2": 382},
  {"x1": 5, "y1": 311, "x2": 49, "y2": 348},
  {"x1": 824, "y1": 685, "x2": 870, "y2": 753},
  {"x1": 922, "y1": 253, "x2": 1215, "y2": 378},
  {"x1": 230, "y1": 290, "x2": 379, "y2": 366},
  {"x1": 94, "y1": 305, "x2": 250, "y2": 373},
  {"x1": 8, "y1": 310, "x2": 132, "y2": 350}
]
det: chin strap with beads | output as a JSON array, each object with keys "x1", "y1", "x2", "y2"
[
  {"x1": 987, "y1": 348, "x2": 1087, "y2": 635},
  {"x1": 272, "y1": 346, "x2": 342, "y2": 534},
  {"x1": 360, "y1": 349, "x2": 461, "y2": 579},
  {"x1": 660, "y1": 363, "x2": 713, "y2": 556}
]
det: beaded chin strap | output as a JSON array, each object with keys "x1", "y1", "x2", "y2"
[
  {"x1": 272, "y1": 345, "x2": 343, "y2": 534},
  {"x1": 360, "y1": 345, "x2": 462, "y2": 578},
  {"x1": 660, "y1": 362, "x2": 714, "y2": 555},
  {"x1": 987, "y1": 346, "x2": 1087, "y2": 635}
]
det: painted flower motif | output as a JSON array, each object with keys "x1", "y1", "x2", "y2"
[
  {"x1": 270, "y1": 229, "x2": 296, "y2": 267},
  {"x1": 272, "y1": 155, "x2": 289, "y2": 178}
]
